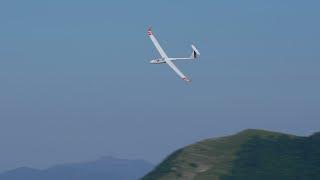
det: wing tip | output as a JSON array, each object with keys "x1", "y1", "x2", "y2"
[
  {"x1": 147, "y1": 26, "x2": 153, "y2": 36},
  {"x1": 182, "y1": 77, "x2": 192, "y2": 83}
]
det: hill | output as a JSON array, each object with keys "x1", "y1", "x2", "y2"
[
  {"x1": 142, "y1": 129, "x2": 320, "y2": 180},
  {"x1": 0, "y1": 157, "x2": 153, "y2": 180}
]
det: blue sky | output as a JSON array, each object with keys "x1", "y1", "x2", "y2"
[{"x1": 0, "y1": 0, "x2": 320, "y2": 171}]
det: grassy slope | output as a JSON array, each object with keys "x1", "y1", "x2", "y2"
[
  {"x1": 220, "y1": 132, "x2": 320, "y2": 180},
  {"x1": 142, "y1": 129, "x2": 287, "y2": 180}
]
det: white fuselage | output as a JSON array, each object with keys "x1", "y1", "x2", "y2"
[
  {"x1": 147, "y1": 27, "x2": 200, "y2": 82},
  {"x1": 150, "y1": 58, "x2": 166, "y2": 64}
]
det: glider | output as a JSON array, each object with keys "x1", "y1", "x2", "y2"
[{"x1": 147, "y1": 27, "x2": 200, "y2": 82}]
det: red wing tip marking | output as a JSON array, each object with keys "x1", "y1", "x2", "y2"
[
  {"x1": 147, "y1": 27, "x2": 152, "y2": 35},
  {"x1": 182, "y1": 77, "x2": 191, "y2": 82}
]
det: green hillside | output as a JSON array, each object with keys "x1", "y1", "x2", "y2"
[{"x1": 142, "y1": 129, "x2": 320, "y2": 180}]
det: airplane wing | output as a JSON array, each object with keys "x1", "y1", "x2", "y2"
[
  {"x1": 147, "y1": 28, "x2": 168, "y2": 58},
  {"x1": 166, "y1": 60, "x2": 191, "y2": 82}
]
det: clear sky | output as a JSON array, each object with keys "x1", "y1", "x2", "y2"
[{"x1": 0, "y1": 0, "x2": 320, "y2": 172}]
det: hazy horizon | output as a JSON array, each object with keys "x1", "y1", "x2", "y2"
[{"x1": 0, "y1": 0, "x2": 319, "y2": 172}]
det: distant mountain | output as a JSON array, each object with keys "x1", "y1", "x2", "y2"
[
  {"x1": 0, "y1": 157, "x2": 153, "y2": 180},
  {"x1": 142, "y1": 129, "x2": 320, "y2": 180}
]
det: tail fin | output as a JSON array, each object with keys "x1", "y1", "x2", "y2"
[{"x1": 190, "y1": 45, "x2": 200, "y2": 59}]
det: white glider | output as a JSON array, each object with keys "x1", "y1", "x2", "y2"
[{"x1": 147, "y1": 27, "x2": 200, "y2": 82}]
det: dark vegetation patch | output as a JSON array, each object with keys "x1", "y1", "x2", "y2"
[
  {"x1": 189, "y1": 162, "x2": 199, "y2": 168},
  {"x1": 142, "y1": 149, "x2": 183, "y2": 180},
  {"x1": 221, "y1": 134, "x2": 320, "y2": 180}
]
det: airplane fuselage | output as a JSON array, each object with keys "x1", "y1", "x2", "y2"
[
  {"x1": 147, "y1": 27, "x2": 200, "y2": 82},
  {"x1": 150, "y1": 58, "x2": 166, "y2": 64}
]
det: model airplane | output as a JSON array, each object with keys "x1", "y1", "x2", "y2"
[{"x1": 147, "y1": 27, "x2": 200, "y2": 82}]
